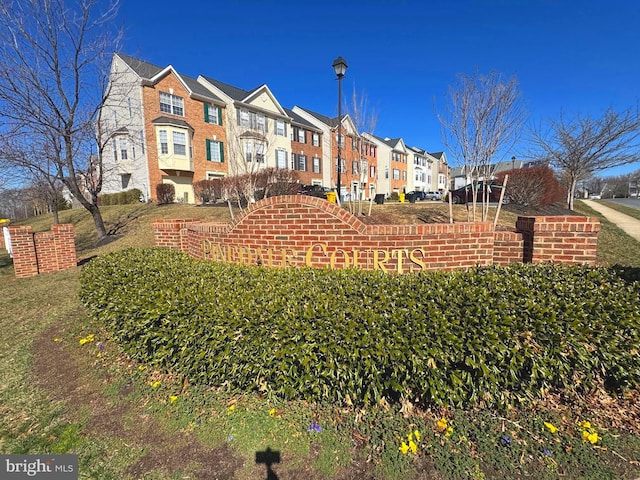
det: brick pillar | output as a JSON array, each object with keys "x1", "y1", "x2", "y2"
[
  {"x1": 516, "y1": 216, "x2": 600, "y2": 265},
  {"x1": 9, "y1": 226, "x2": 38, "y2": 278},
  {"x1": 53, "y1": 224, "x2": 77, "y2": 270},
  {"x1": 153, "y1": 219, "x2": 200, "y2": 252}
]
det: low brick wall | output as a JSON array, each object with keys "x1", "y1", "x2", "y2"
[
  {"x1": 153, "y1": 196, "x2": 600, "y2": 272},
  {"x1": 8, "y1": 224, "x2": 77, "y2": 279}
]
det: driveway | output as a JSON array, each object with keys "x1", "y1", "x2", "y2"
[{"x1": 582, "y1": 200, "x2": 640, "y2": 242}]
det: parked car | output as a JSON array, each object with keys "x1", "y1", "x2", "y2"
[
  {"x1": 299, "y1": 184, "x2": 332, "y2": 199},
  {"x1": 405, "y1": 191, "x2": 426, "y2": 202},
  {"x1": 589, "y1": 194, "x2": 602, "y2": 199},
  {"x1": 424, "y1": 191, "x2": 443, "y2": 201},
  {"x1": 447, "y1": 181, "x2": 506, "y2": 204}
]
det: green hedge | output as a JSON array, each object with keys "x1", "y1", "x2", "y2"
[
  {"x1": 100, "y1": 189, "x2": 142, "y2": 206},
  {"x1": 79, "y1": 248, "x2": 640, "y2": 409}
]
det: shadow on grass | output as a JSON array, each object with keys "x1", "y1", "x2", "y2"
[{"x1": 255, "y1": 447, "x2": 280, "y2": 480}]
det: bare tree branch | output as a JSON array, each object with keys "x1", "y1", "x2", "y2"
[
  {"x1": 437, "y1": 70, "x2": 526, "y2": 221},
  {"x1": 528, "y1": 106, "x2": 640, "y2": 209},
  {"x1": 0, "y1": 0, "x2": 121, "y2": 239}
]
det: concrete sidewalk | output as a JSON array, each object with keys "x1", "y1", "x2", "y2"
[{"x1": 582, "y1": 200, "x2": 640, "y2": 242}]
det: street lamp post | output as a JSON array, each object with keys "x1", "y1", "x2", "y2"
[
  {"x1": 332, "y1": 56, "x2": 348, "y2": 203},
  {"x1": 511, "y1": 156, "x2": 516, "y2": 170}
]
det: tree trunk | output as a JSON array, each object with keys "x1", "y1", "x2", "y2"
[{"x1": 87, "y1": 202, "x2": 108, "y2": 240}]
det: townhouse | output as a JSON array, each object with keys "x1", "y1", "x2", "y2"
[{"x1": 100, "y1": 53, "x2": 448, "y2": 204}]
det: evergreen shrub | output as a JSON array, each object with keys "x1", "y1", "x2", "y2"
[{"x1": 79, "y1": 248, "x2": 640, "y2": 409}]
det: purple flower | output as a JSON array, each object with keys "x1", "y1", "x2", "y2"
[
  {"x1": 97, "y1": 342, "x2": 104, "y2": 351},
  {"x1": 500, "y1": 435, "x2": 511, "y2": 445},
  {"x1": 196, "y1": 418, "x2": 202, "y2": 425},
  {"x1": 308, "y1": 421, "x2": 322, "y2": 433},
  {"x1": 542, "y1": 448, "x2": 551, "y2": 457}
]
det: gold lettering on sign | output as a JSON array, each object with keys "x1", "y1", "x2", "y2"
[
  {"x1": 330, "y1": 249, "x2": 350, "y2": 269},
  {"x1": 202, "y1": 240, "x2": 429, "y2": 273},
  {"x1": 306, "y1": 243, "x2": 328, "y2": 266},
  {"x1": 373, "y1": 249, "x2": 390, "y2": 273},
  {"x1": 409, "y1": 248, "x2": 426, "y2": 270}
]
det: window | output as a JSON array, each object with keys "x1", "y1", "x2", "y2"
[
  {"x1": 159, "y1": 130, "x2": 168, "y2": 154},
  {"x1": 393, "y1": 169, "x2": 400, "y2": 180},
  {"x1": 238, "y1": 109, "x2": 266, "y2": 132},
  {"x1": 276, "y1": 149, "x2": 288, "y2": 168},
  {"x1": 297, "y1": 154, "x2": 307, "y2": 171},
  {"x1": 245, "y1": 142, "x2": 253, "y2": 162},
  {"x1": 256, "y1": 143, "x2": 265, "y2": 163},
  {"x1": 370, "y1": 165, "x2": 375, "y2": 178},
  {"x1": 112, "y1": 139, "x2": 117, "y2": 161},
  {"x1": 312, "y1": 157, "x2": 321, "y2": 173},
  {"x1": 204, "y1": 104, "x2": 222, "y2": 125},
  {"x1": 119, "y1": 138, "x2": 128, "y2": 160},
  {"x1": 384, "y1": 167, "x2": 389, "y2": 179},
  {"x1": 352, "y1": 137, "x2": 358, "y2": 150},
  {"x1": 402, "y1": 171, "x2": 407, "y2": 181},
  {"x1": 352, "y1": 161, "x2": 359, "y2": 174},
  {"x1": 159, "y1": 92, "x2": 184, "y2": 116},
  {"x1": 337, "y1": 158, "x2": 346, "y2": 174},
  {"x1": 173, "y1": 131, "x2": 186, "y2": 155},
  {"x1": 276, "y1": 119, "x2": 286, "y2": 136},
  {"x1": 371, "y1": 145, "x2": 376, "y2": 157},
  {"x1": 206, "y1": 139, "x2": 224, "y2": 162},
  {"x1": 336, "y1": 133, "x2": 345, "y2": 148},
  {"x1": 312, "y1": 132, "x2": 320, "y2": 146},
  {"x1": 297, "y1": 128, "x2": 306, "y2": 143}
]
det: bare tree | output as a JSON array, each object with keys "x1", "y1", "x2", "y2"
[
  {"x1": 225, "y1": 112, "x2": 280, "y2": 208},
  {"x1": 0, "y1": 0, "x2": 121, "y2": 240},
  {"x1": 529, "y1": 107, "x2": 640, "y2": 209},
  {"x1": 438, "y1": 70, "x2": 526, "y2": 221},
  {"x1": 346, "y1": 86, "x2": 378, "y2": 215}
]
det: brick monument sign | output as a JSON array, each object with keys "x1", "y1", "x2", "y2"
[{"x1": 153, "y1": 196, "x2": 600, "y2": 272}]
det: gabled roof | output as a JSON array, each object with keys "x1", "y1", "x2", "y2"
[
  {"x1": 199, "y1": 76, "x2": 251, "y2": 102},
  {"x1": 429, "y1": 151, "x2": 445, "y2": 160},
  {"x1": 370, "y1": 134, "x2": 404, "y2": 150},
  {"x1": 284, "y1": 108, "x2": 322, "y2": 131},
  {"x1": 294, "y1": 107, "x2": 344, "y2": 128},
  {"x1": 116, "y1": 53, "x2": 164, "y2": 79},
  {"x1": 115, "y1": 53, "x2": 223, "y2": 103}
]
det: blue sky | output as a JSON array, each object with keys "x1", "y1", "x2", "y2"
[{"x1": 117, "y1": 0, "x2": 640, "y2": 176}]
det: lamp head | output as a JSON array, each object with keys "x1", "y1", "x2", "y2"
[{"x1": 332, "y1": 56, "x2": 348, "y2": 78}]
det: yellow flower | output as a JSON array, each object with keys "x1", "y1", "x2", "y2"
[
  {"x1": 151, "y1": 381, "x2": 161, "y2": 388},
  {"x1": 414, "y1": 430, "x2": 421, "y2": 442},
  {"x1": 169, "y1": 395, "x2": 178, "y2": 403},
  {"x1": 579, "y1": 420, "x2": 592, "y2": 429},
  {"x1": 544, "y1": 422, "x2": 558, "y2": 433},
  {"x1": 407, "y1": 431, "x2": 413, "y2": 441},
  {"x1": 582, "y1": 430, "x2": 599, "y2": 444},
  {"x1": 227, "y1": 405, "x2": 235, "y2": 415},
  {"x1": 79, "y1": 338, "x2": 88, "y2": 345},
  {"x1": 445, "y1": 426, "x2": 453, "y2": 437},
  {"x1": 436, "y1": 418, "x2": 448, "y2": 431},
  {"x1": 138, "y1": 365, "x2": 146, "y2": 371},
  {"x1": 86, "y1": 334, "x2": 95, "y2": 342},
  {"x1": 268, "y1": 408, "x2": 276, "y2": 417},
  {"x1": 53, "y1": 338, "x2": 60, "y2": 342},
  {"x1": 398, "y1": 442, "x2": 409, "y2": 454},
  {"x1": 408, "y1": 440, "x2": 418, "y2": 453}
]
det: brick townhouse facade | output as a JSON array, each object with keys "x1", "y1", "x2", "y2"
[{"x1": 100, "y1": 53, "x2": 448, "y2": 204}]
